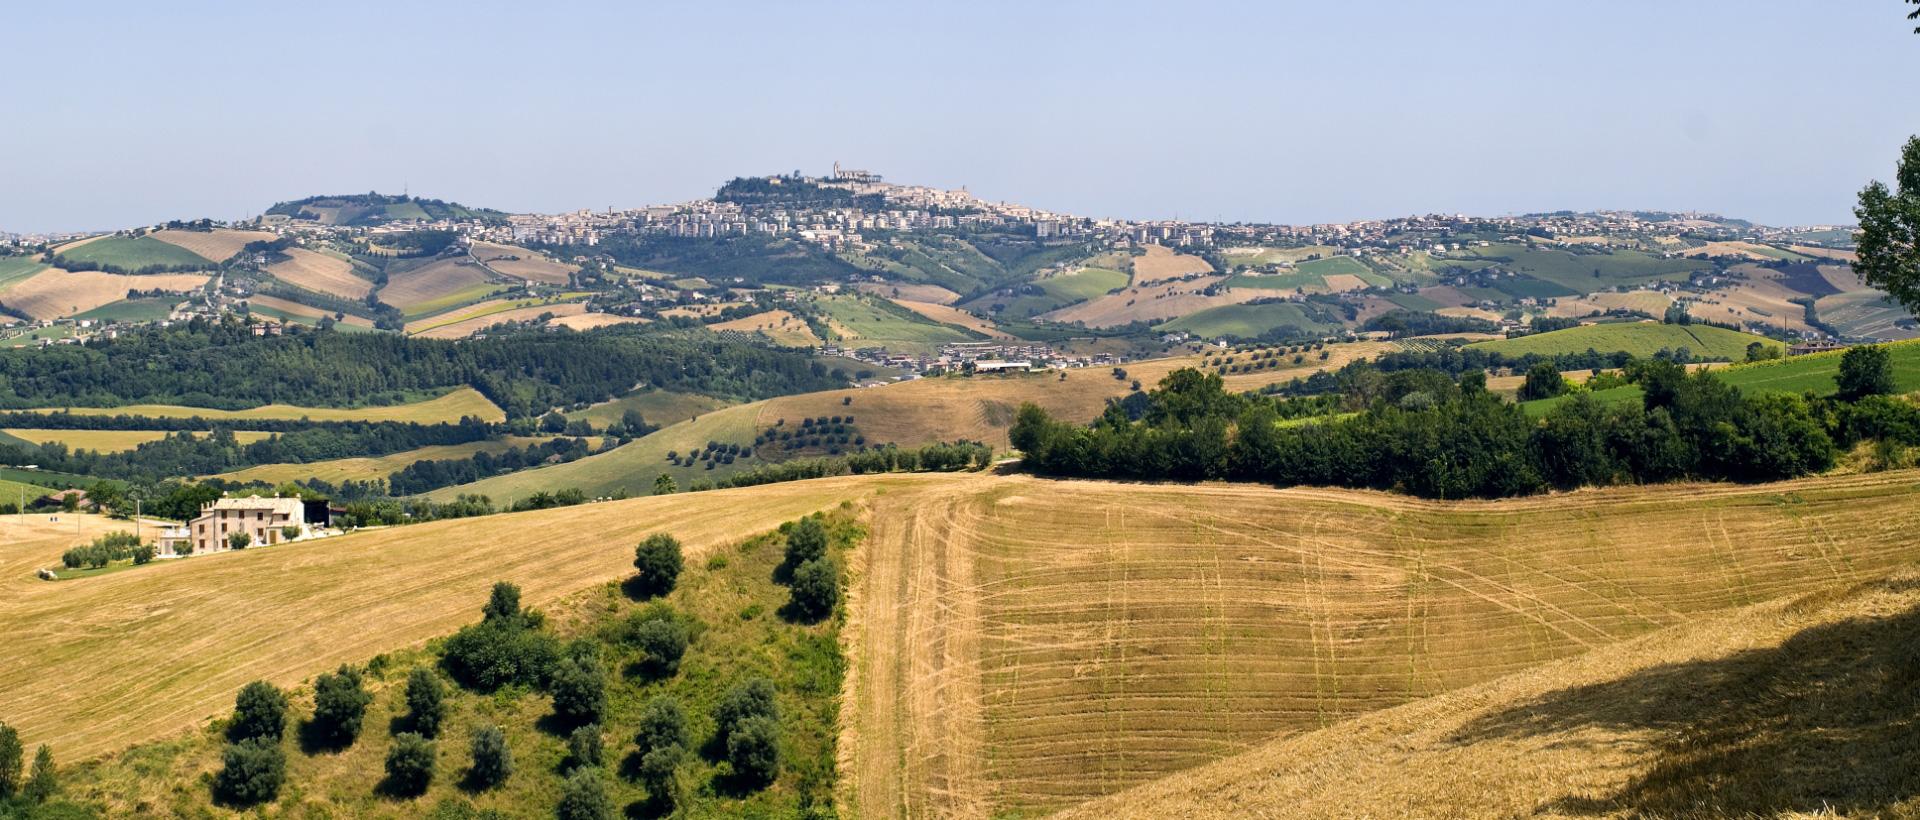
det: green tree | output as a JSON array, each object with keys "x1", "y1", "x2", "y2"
[
  {"x1": 566, "y1": 725, "x2": 603, "y2": 771},
  {"x1": 229, "y1": 681, "x2": 287, "y2": 743},
  {"x1": 780, "y1": 517, "x2": 828, "y2": 578},
  {"x1": 0, "y1": 721, "x2": 20, "y2": 799},
  {"x1": 787, "y1": 557, "x2": 840, "y2": 622},
  {"x1": 1517, "y1": 362, "x2": 1567, "y2": 401},
  {"x1": 630, "y1": 533, "x2": 683, "y2": 598},
  {"x1": 1745, "y1": 341, "x2": 1781, "y2": 363},
  {"x1": 556, "y1": 768, "x2": 613, "y2": 820},
  {"x1": 651, "y1": 473, "x2": 677, "y2": 496},
  {"x1": 638, "y1": 744, "x2": 683, "y2": 809},
  {"x1": 23, "y1": 744, "x2": 54, "y2": 802},
  {"x1": 384, "y1": 732, "x2": 436, "y2": 796},
  {"x1": 310, "y1": 665, "x2": 373, "y2": 748},
  {"x1": 482, "y1": 581, "x2": 521, "y2": 621},
  {"x1": 713, "y1": 677, "x2": 778, "y2": 749},
  {"x1": 467, "y1": 724, "x2": 511, "y2": 790},
  {"x1": 227, "y1": 531, "x2": 252, "y2": 550},
  {"x1": 214, "y1": 738, "x2": 285, "y2": 807},
  {"x1": 618, "y1": 605, "x2": 688, "y2": 679},
  {"x1": 1855, "y1": 136, "x2": 1920, "y2": 312},
  {"x1": 131, "y1": 543, "x2": 155, "y2": 564},
  {"x1": 634, "y1": 696, "x2": 688, "y2": 758},
  {"x1": 404, "y1": 667, "x2": 447, "y2": 738},
  {"x1": 1837, "y1": 344, "x2": 1896, "y2": 401},
  {"x1": 549, "y1": 654, "x2": 607, "y2": 726},
  {"x1": 725, "y1": 715, "x2": 781, "y2": 788}
]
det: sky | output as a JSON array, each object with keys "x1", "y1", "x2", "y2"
[{"x1": 2, "y1": 1, "x2": 1915, "y2": 233}]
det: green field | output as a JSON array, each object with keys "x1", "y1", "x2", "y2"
[
  {"x1": 817, "y1": 294, "x2": 974, "y2": 347},
  {"x1": 1469, "y1": 323, "x2": 1781, "y2": 360},
  {"x1": 55, "y1": 235, "x2": 213, "y2": 271},
  {"x1": 382, "y1": 200, "x2": 432, "y2": 221},
  {"x1": 1219, "y1": 246, "x2": 1342, "y2": 269},
  {"x1": 0, "y1": 257, "x2": 48, "y2": 291},
  {"x1": 1385, "y1": 292, "x2": 1445, "y2": 311},
  {"x1": 1522, "y1": 339, "x2": 1920, "y2": 415},
  {"x1": 566, "y1": 389, "x2": 735, "y2": 431},
  {"x1": 1442, "y1": 243, "x2": 1708, "y2": 292},
  {"x1": 980, "y1": 266, "x2": 1130, "y2": 318},
  {"x1": 73, "y1": 297, "x2": 175, "y2": 323},
  {"x1": 1157, "y1": 302, "x2": 1341, "y2": 340},
  {"x1": 399, "y1": 282, "x2": 514, "y2": 320},
  {"x1": 1295, "y1": 255, "x2": 1375, "y2": 279}
]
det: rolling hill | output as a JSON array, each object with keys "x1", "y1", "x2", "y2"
[{"x1": 1467, "y1": 321, "x2": 1782, "y2": 359}]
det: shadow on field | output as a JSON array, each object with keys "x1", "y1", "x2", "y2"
[{"x1": 1449, "y1": 578, "x2": 1920, "y2": 817}]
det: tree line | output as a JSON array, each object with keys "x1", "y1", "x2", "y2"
[
  {"x1": 385, "y1": 436, "x2": 601, "y2": 496},
  {"x1": 1013, "y1": 348, "x2": 1910, "y2": 500},
  {"x1": 0, "y1": 420, "x2": 498, "y2": 482}
]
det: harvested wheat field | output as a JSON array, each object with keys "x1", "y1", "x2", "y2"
[
  {"x1": 1044, "y1": 275, "x2": 1263, "y2": 328},
  {"x1": 212, "y1": 437, "x2": 547, "y2": 484},
  {"x1": 711, "y1": 308, "x2": 823, "y2": 346},
  {"x1": 1056, "y1": 565, "x2": 1920, "y2": 819},
  {"x1": 892, "y1": 299, "x2": 1010, "y2": 339},
  {"x1": 2, "y1": 428, "x2": 273, "y2": 453},
  {"x1": 0, "y1": 474, "x2": 945, "y2": 759},
  {"x1": 244, "y1": 294, "x2": 375, "y2": 327},
  {"x1": 266, "y1": 247, "x2": 372, "y2": 298},
  {"x1": 378, "y1": 257, "x2": 499, "y2": 314},
  {"x1": 471, "y1": 240, "x2": 577, "y2": 284},
  {"x1": 2, "y1": 268, "x2": 208, "y2": 319},
  {"x1": 840, "y1": 470, "x2": 1920, "y2": 818},
  {"x1": 20, "y1": 386, "x2": 505, "y2": 424},
  {"x1": 409, "y1": 299, "x2": 587, "y2": 339},
  {"x1": 854, "y1": 281, "x2": 963, "y2": 304},
  {"x1": 149, "y1": 228, "x2": 275, "y2": 263},
  {"x1": 1130, "y1": 243, "x2": 1215, "y2": 284},
  {"x1": 547, "y1": 311, "x2": 646, "y2": 331}
]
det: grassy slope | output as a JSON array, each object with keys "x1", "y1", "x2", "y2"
[
  {"x1": 565, "y1": 389, "x2": 734, "y2": 431},
  {"x1": 841, "y1": 470, "x2": 1920, "y2": 817},
  {"x1": 72, "y1": 296, "x2": 176, "y2": 323},
  {"x1": 55, "y1": 235, "x2": 214, "y2": 269},
  {"x1": 1523, "y1": 338, "x2": 1920, "y2": 414},
  {"x1": 1157, "y1": 302, "x2": 1340, "y2": 339},
  {"x1": 0, "y1": 256, "x2": 49, "y2": 291},
  {"x1": 16, "y1": 386, "x2": 506, "y2": 424},
  {"x1": 0, "y1": 476, "x2": 932, "y2": 760},
  {"x1": 1468, "y1": 322, "x2": 1782, "y2": 359},
  {"x1": 61, "y1": 511, "x2": 862, "y2": 819},
  {"x1": 210, "y1": 437, "x2": 541, "y2": 484},
  {"x1": 814, "y1": 294, "x2": 973, "y2": 347},
  {"x1": 1056, "y1": 567, "x2": 1920, "y2": 819}
]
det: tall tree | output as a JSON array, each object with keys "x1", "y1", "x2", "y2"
[{"x1": 1855, "y1": 136, "x2": 1920, "y2": 312}]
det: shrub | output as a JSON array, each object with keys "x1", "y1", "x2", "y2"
[
  {"x1": 131, "y1": 544, "x2": 155, "y2": 565},
  {"x1": 549, "y1": 654, "x2": 607, "y2": 726},
  {"x1": 616, "y1": 605, "x2": 689, "y2": 679},
  {"x1": 384, "y1": 732, "x2": 436, "y2": 796},
  {"x1": 634, "y1": 696, "x2": 688, "y2": 757},
  {"x1": 726, "y1": 715, "x2": 781, "y2": 788},
  {"x1": 213, "y1": 738, "x2": 285, "y2": 807},
  {"x1": 0, "y1": 721, "x2": 20, "y2": 798},
  {"x1": 404, "y1": 667, "x2": 447, "y2": 738},
  {"x1": 780, "y1": 517, "x2": 828, "y2": 578},
  {"x1": 229, "y1": 681, "x2": 287, "y2": 743},
  {"x1": 482, "y1": 581, "x2": 521, "y2": 622},
  {"x1": 467, "y1": 724, "x2": 511, "y2": 790},
  {"x1": 310, "y1": 665, "x2": 372, "y2": 748},
  {"x1": 227, "y1": 531, "x2": 252, "y2": 550},
  {"x1": 629, "y1": 533, "x2": 683, "y2": 598},
  {"x1": 787, "y1": 557, "x2": 839, "y2": 621},
  {"x1": 713, "y1": 677, "x2": 778, "y2": 748},
  {"x1": 638, "y1": 744, "x2": 683, "y2": 806},
  {"x1": 23, "y1": 744, "x2": 54, "y2": 802},
  {"x1": 556, "y1": 768, "x2": 613, "y2": 820},
  {"x1": 1838, "y1": 344, "x2": 1895, "y2": 401},
  {"x1": 566, "y1": 724, "x2": 603, "y2": 771},
  {"x1": 442, "y1": 612, "x2": 560, "y2": 692}
]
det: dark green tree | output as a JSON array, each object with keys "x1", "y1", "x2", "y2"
[
  {"x1": 213, "y1": 738, "x2": 285, "y2": 807},
  {"x1": 713, "y1": 677, "x2": 778, "y2": 748},
  {"x1": 651, "y1": 473, "x2": 677, "y2": 496},
  {"x1": 549, "y1": 654, "x2": 607, "y2": 726},
  {"x1": 404, "y1": 667, "x2": 447, "y2": 738},
  {"x1": 1517, "y1": 362, "x2": 1567, "y2": 401},
  {"x1": 634, "y1": 696, "x2": 688, "y2": 758},
  {"x1": 467, "y1": 724, "x2": 511, "y2": 790},
  {"x1": 23, "y1": 744, "x2": 54, "y2": 803},
  {"x1": 310, "y1": 665, "x2": 373, "y2": 748},
  {"x1": 1837, "y1": 344, "x2": 1896, "y2": 401},
  {"x1": 229, "y1": 681, "x2": 288, "y2": 743},
  {"x1": 630, "y1": 533, "x2": 683, "y2": 598},
  {"x1": 618, "y1": 605, "x2": 688, "y2": 679},
  {"x1": 1855, "y1": 137, "x2": 1920, "y2": 312},
  {"x1": 0, "y1": 720, "x2": 20, "y2": 798},
  {"x1": 725, "y1": 715, "x2": 781, "y2": 788},
  {"x1": 638, "y1": 745, "x2": 683, "y2": 809},
  {"x1": 566, "y1": 725, "x2": 603, "y2": 771},
  {"x1": 384, "y1": 732, "x2": 436, "y2": 796},
  {"x1": 787, "y1": 557, "x2": 840, "y2": 622},
  {"x1": 780, "y1": 517, "x2": 828, "y2": 578},
  {"x1": 482, "y1": 581, "x2": 521, "y2": 621},
  {"x1": 556, "y1": 768, "x2": 613, "y2": 820}
]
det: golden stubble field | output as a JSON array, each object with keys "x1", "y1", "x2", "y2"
[{"x1": 837, "y1": 470, "x2": 1920, "y2": 818}]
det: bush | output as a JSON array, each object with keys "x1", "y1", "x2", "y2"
[
  {"x1": 725, "y1": 715, "x2": 781, "y2": 788},
  {"x1": 634, "y1": 696, "x2": 688, "y2": 757},
  {"x1": 213, "y1": 738, "x2": 285, "y2": 807},
  {"x1": 227, "y1": 531, "x2": 252, "y2": 550},
  {"x1": 1517, "y1": 362, "x2": 1567, "y2": 401},
  {"x1": 0, "y1": 721, "x2": 20, "y2": 798},
  {"x1": 310, "y1": 665, "x2": 372, "y2": 748},
  {"x1": 638, "y1": 744, "x2": 683, "y2": 806},
  {"x1": 780, "y1": 517, "x2": 828, "y2": 578},
  {"x1": 229, "y1": 681, "x2": 287, "y2": 743},
  {"x1": 549, "y1": 654, "x2": 607, "y2": 726},
  {"x1": 556, "y1": 768, "x2": 613, "y2": 820},
  {"x1": 616, "y1": 605, "x2": 689, "y2": 679},
  {"x1": 713, "y1": 677, "x2": 778, "y2": 748},
  {"x1": 405, "y1": 667, "x2": 447, "y2": 738},
  {"x1": 482, "y1": 581, "x2": 521, "y2": 621},
  {"x1": 467, "y1": 724, "x2": 511, "y2": 790},
  {"x1": 23, "y1": 744, "x2": 54, "y2": 803},
  {"x1": 442, "y1": 612, "x2": 560, "y2": 692},
  {"x1": 629, "y1": 533, "x2": 683, "y2": 598},
  {"x1": 1837, "y1": 344, "x2": 1895, "y2": 401},
  {"x1": 566, "y1": 724, "x2": 603, "y2": 771},
  {"x1": 787, "y1": 557, "x2": 839, "y2": 622},
  {"x1": 131, "y1": 544, "x2": 155, "y2": 565},
  {"x1": 384, "y1": 732, "x2": 436, "y2": 796}
]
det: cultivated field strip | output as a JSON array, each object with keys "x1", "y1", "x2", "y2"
[
  {"x1": 0, "y1": 474, "x2": 947, "y2": 759},
  {"x1": 841, "y1": 471, "x2": 1920, "y2": 817}
]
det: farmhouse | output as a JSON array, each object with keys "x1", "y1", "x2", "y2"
[
  {"x1": 179, "y1": 496, "x2": 323, "y2": 555},
  {"x1": 1788, "y1": 339, "x2": 1846, "y2": 356}
]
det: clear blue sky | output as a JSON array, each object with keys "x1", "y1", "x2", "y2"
[{"x1": 2, "y1": 1, "x2": 1914, "y2": 232}]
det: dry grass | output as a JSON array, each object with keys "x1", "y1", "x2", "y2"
[
  {"x1": 1130, "y1": 244, "x2": 1214, "y2": 284},
  {"x1": 0, "y1": 474, "x2": 942, "y2": 760},
  {"x1": 377, "y1": 258, "x2": 498, "y2": 313},
  {"x1": 3, "y1": 268, "x2": 209, "y2": 320},
  {"x1": 839, "y1": 470, "x2": 1920, "y2": 817},
  {"x1": 1683, "y1": 241, "x2": 1780, "y2": 261},
  {"x1": 891, "y1": 300, "x2": 1010, "y2": 339},
  {"x1": 1688, "y1": 270, "x2": 1816, "y2": 333},
  {"x1": 408, "y1": 300, "x2": 587, "y2": 339},
  {"x1": 18, "y1": 387, "x2": 506, "y2": 424},
  {"x1": 149, "y1": 228, "x2": 276, "y2": 263},
  {"x1": 1544, "y1": 290, "x2": 1674, "y2": 319},
  {"x1": 470, "y1": 240, "x2": 576, "y2": 284},
  {"x1": 3, "y1": 428, "x2": 273, "y2": 453},
  {"x1": 546, "y1": 311, "x2": 645, "y2": 331},
  {"x1": 853, "y1": 281, "x2": 963, "y2": 305},
  {"x1": 210, "y1": 437, "x2": 553, "y2": 484},
  {"x1": 1043, "y1": 275, "x2": 1264, "y2": 328},
  {"x1": 267, "y1": 248, "x2": 372, "y2": 299},
  {"x1": 1055, "y1": 566, "x2": 1920, "y2": 819},
  {"x1": 245, "y1": 295, "x2": 376, "y2": 328},
  {"x1": 710, "y1": 308, "x2": 823, "y2": 346}
]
